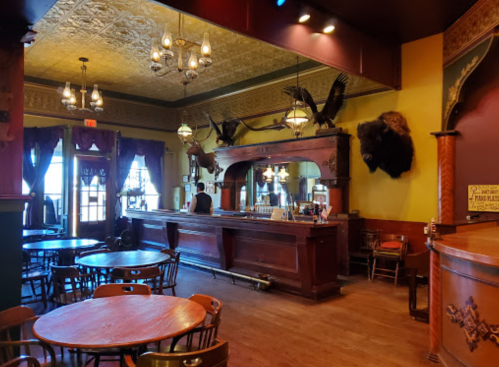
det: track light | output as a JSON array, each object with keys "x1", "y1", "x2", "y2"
[
  {"x1": 277, "y1": 0, "x2": 286, "y2": 6},
  {"x1": 323, "y1": 23, "x2": 335, "y2": 34},
  {"x1": 298, "y1": 6, "x2": 311, "y2": 23},
  {"x1": 298, "y1": 13, "x2": 310, "y2": 23}
]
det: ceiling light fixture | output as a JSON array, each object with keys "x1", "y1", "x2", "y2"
[
  {"x1": 277, "y1": 0, "x2": 286, "y2": 6},
  {"x1": 284, "y1": 56, "x2": 311, "y2": 138},
  {"x1": 277, "y1": 167, "x2": 289, "y2": 183},
  {"x1": 150, "y1": 13, "x2": 212, "y2": 85},
  {"x1": 323, "y1": 20, "x2": 335, "y2": 34},
  {"x1": 263, "y1": 165, "x2": 276, "y2": 183},
  {"x1": 61, "y1": 57, "x2": 103, "y2": 113},
  {"x1": 298, "y1": 14, "x2": 310, "y2": 23},
  {"x1": 177, "y1": 86, "x2": 193, "y2": 143}
]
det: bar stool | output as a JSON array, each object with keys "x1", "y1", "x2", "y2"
[{"x1": 372, "y1": 234, "x2": 408, "y2": 286}]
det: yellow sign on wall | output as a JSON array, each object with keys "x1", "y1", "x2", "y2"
[{"x1": 468, "y1": 185, "x2": 499, "y2": 212}]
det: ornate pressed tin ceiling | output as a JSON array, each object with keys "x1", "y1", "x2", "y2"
[{"x1": 25, "y1": 0, "x2": 318, "y2": 102}]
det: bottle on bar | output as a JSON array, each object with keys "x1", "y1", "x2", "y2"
[{"x1": 313, "y1": 204, "x2": 319, "y2": 224}]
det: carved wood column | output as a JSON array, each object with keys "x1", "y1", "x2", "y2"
[
  {"x1": 432, "y1": 131, "x2": 459, "y2": 224},
  {"x1": 217, "y1": 182, "x2": 235, "y2": 211},
  {"x1": 427, "y1": 244, "x2": 442, "y2": 363},
  {"x1": 0, "y1": 36, "x2": 26, "y2": 311}
]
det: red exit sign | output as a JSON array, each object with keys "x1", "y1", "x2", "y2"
[{"x1": 84, "y1": 119, "x2": 97, "y2": 127}]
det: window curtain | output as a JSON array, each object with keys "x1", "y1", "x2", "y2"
[
  {"x1": 80, "y1": 159, "x2": 108, "y2": 186},
  {"x1": 117, "y1": 135, "x2": 165, "y2": 209},
  {"x1": 72, "y1": 126, "x2": 115, "y2": 153},
  {"x1": 23, "y1": 126, "x2": 63, "y2": 229}
]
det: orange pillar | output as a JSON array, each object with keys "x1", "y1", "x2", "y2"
[
  {"x1": 432, "y1": 131, "x2": 458, "y2": 224},
  {"x1": 219, "y1": 182, "x2": 234, "y2": 211},
  {"x1": 427, "y1": 246, "x2": 441, "y2": 363},
  {"x1": 328, "y1": 187, "x2": 343, "y2": 215}
]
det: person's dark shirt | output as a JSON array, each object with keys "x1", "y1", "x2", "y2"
[{"x1": 190, "y1": 192, "x2": 213, "y2": 214}]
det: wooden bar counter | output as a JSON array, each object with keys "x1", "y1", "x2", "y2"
[
  {"x1": 428, "y1": 226, "x2": 499, "y2": 366},
  {"x1": 127, "y1": 209, "x2": 340, "y2": 300}
]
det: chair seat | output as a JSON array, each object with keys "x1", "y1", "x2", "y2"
[{"x1": 23, "y1": 270, "x2": 50, "y2": 280}]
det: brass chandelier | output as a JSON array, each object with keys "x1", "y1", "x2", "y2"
[
  {"x1": 150, "y1": 13, "x2": 213, "y2": 85},
  {"x1": 61, "y1": 57, "x2": 103, "y2": 113}
]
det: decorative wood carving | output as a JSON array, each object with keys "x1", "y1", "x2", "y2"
[
  {"x1": 446, "y1": 296, "x2": 499, "y2": 352},
  {"x1": 214, "y1": 133, "x2": 350, "y2": 211},
  {"x1": 432, "y1": 131, "x2": 458, "y2": 224},
  {"x1": 428, "y1": 245, "x2": 441, "y2": 363},
  {"x1": 444, "y1": 0, "x2": 499, "y2": 64}
]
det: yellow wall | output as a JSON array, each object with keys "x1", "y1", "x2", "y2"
[{"x1": 174, "y1": 34, "x2": 442, "y2": 221}]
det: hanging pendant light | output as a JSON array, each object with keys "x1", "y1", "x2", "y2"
[
  {"x1": 263, "y1": 165, "x2": 275, "y2": 183},
  {"x1": 277, "y1": 166, "x2": 289, "y2": 183},
  {"x1": 284, "y1": 56, "x2": 310, "y2": 138},
  {"x1": 177, "y1": 86, "x2": 192, "y2": 143}
]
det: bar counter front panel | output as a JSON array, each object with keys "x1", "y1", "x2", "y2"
[{"x1": 128, "y1": 210, "x2": 340, "y2": 300}]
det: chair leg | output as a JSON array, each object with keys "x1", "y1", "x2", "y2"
[
  {"x1": 29, "y1": 280, "x2": 37, "y2": 297},
  {"x1": 394, "y1": 261, "x2": 400, "y2": 287},
  {"x1": 371, "y1": 258, "x2": 377, "y2": 282},
  {"x1": 40, "y1": 277, "x2": 47, "y2": 309},
  {"x1": 171, "y1": 286, "x2": 176, "y2": 297}
]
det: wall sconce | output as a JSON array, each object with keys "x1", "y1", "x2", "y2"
[
  {"x1": 323, "y1": 19, "x2": 335, "y2": 34},
  {"x1": 298, "y1": 6, "x2": 311, "y2": 23}
]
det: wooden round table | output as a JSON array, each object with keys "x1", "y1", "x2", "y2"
[
  {"x1": 77, "y1": 251, "x2": 170, "y2": 269},
  {"x1": 23, "y1": 239, "x2": 100, "y2": 251},
  {"x1": 33, "y1": 295, "x2": 206, "y2": 349},
  {"x1": 23, "y1": 229, "x2": 55, "y2": 238}
]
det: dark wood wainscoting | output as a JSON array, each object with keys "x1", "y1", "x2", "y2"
[{"x1": 364, "y1": 219, "x2": 428, "y2": 253}]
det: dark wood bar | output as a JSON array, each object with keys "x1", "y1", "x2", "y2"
[{"x1": 127, "y1": 209, "x2": 341, "y2": 300}]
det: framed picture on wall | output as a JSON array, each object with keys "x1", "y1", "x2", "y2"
[
  {"x1": 206, "y1": 181, "x2": 216, "y2": 194},
  {"x1": 185, "y1": 184, "x2": 191, "y2": 192},
  {"x1": 182, "y1": 175, "x2": 189, "y2": 183}
]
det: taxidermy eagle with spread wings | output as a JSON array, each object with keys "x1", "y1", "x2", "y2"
[
  {"x1": 283, "y1": 73, "x2": 349, "y2": 129},
  {"x1": 207, "y1": 114, "x2": 242, "y2": 147}
]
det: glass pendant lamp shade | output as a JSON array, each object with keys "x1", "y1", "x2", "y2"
[
  {"x1": 277, "y1": 167, "x2": 289, "y2": 183},
  {"x1": 188, "y1": 52, "x2": 199, "y2": 70},
  {"x1": 263, "y1": 166, "x2": 275, "y2": 183},
  {"x1": 177, "y1": 123, "x2": 193, "y2": 143},
  {"x1": 285, "y1": 104, "x2": 310, "y2": 137},
  {"x1": 201, "y1": 33, "x2": 211, "y2": 57},
  {"x1": 150, "y1": 40, "x2": 161, "y2": 62},
  {"x1": 63, "y1": 82, "x2": 71, "y2": 98},
  {"x1": 161, "y1": 27, "x2": 173, "y2": 49},
  {"x1": 91, "y1": 84, "x2": 99, "y2": 101}
]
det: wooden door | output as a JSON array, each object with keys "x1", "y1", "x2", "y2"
[{"x1": 76, "y1": 156, "x2": 110, "y2": 240}]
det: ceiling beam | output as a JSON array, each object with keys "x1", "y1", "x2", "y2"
[
  {"x1": 155, "y1": 0, "x2": 401, "y2": 89},
  {"x1": 0, "y1": 0, "x2": 57, "y2": 39}
]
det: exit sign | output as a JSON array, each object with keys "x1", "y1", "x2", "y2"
[{"x1": 84, "y1": 119, "x2": 97, "y2": 127}]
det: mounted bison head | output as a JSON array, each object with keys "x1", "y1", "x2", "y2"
[{"x1": 357, "y1": 111, "x2": 413, "y2": 179}]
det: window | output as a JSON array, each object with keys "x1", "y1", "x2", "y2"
[
  {"x1": 80, "y1": 175, "x2": 106, "y2": 222},
  {"x1": 121, "y1": 155, "x2": 159, "y2": 216},
  {"x1": 44, "y1": 140, "x2": 63, "y2": 225}
]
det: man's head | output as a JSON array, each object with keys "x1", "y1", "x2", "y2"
[{"x1": 197, "y1": 182, "x2": 205, "y2": 192}]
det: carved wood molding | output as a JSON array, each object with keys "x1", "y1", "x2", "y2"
[
  {"x1": 428, "y1": 247, "x2": 442, "y2": 363},
  {"x1": 444, "y1": 0, "x2": 499, "y2": 64}
]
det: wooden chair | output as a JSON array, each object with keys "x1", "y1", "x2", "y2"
[
  {"x1": 349, "y1": 229, "x2": 379, "y2": 280},
  {"x1": 80, "y1": 247, "x2": 111, "y2": 285},
  {"x1": 128, "y1": 339, "x2": 229, "y2": 367},
  {"x1": 110, "y1": 266, "x2": 164, "y2": 294},
  {"x1": 50, "y1": 265, "x2": 95, "y2": 305},
  {"x1": 0, "y1": 306, "x2": 56, "y2": 367},
  {"x1": 158, "y1": 249, "x2": 180, "y2": 296},
  {"x1": 0, "y1": 356, "x2": 42, "y2": 367},
  {"x1": 166, "y1": 295, "x2": 223, "y2": 353},
  {"x1": 93, "y1": 283, "x2": 152, "y2": 298},
  {"x1": 21, "y1": 251, "x2": 50, "y2": 308},
  {"x1": 371, "y1": 234, "x2": 408, "y2": 287},
  {"x1": 406, "y1": 250, "x2": 430, "y2": 322}
]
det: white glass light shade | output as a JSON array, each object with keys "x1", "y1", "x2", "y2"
[
  {"x1": 277, "y1": 167, "x2": 289, "y2": 183},
  {"x1": 188, "y1": 52, "x2": 199, "y2": 70},
  {"x1": 161, "y1": 27, "x2": 173, "y2": 49},
  {"x1": 298, "y1": 14, "x2": 310, "y2": 23},
  {"x1": 177, "y1": 123, "x2": 193, "y2": 143},
  {"x1": 96, "y1": 92, "x2": 103, "y2": 106},
  {"x1": 201, "y1": 32, "x2": 211, "y2": 57},
  {"x1": 63, "y1": 82, "x2": 71, "y2": 98},
  {"x1": 263, "y1": 166, "x2": 275, "y2": 183},
  {"x1": 323, "y1": 25, "x2": 335, "y2": 34},
  {"x1": 150, "y1": 41, "x2": 161, "y2": 62},
  {"x1": 69, "y1": 89, "x2": 77, "y2": 105},
  {"x1": 91, "y1": 84, "x2": 99, "y2": 101},
  {"x1": 285, "y1": 105, "x2": 310, "y2": 137}
]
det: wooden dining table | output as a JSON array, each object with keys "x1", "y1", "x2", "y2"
[
  {"x1": 23, "y1": 239, "x2": 100, "y2": 251},
  {"x1": 23, "y1": 229, "x2": 56, "y2": 238},
  {"x1": 77, "y1": 250, "x2": 170, "y2": 269},
  {"x1": 32, "y1": 295, "x2": 206, "y2": 349}
]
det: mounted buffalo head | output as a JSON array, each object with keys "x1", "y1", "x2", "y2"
[{"x1": 357, "y1": 112, "x2": 413, "y2": 179}]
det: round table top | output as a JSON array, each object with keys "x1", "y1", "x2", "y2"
[
  {"x1": 33, "y1": 295, "x2": 206, "y2": 349},
  {"x1": 23, "y1": 229, "x2": 55, "y2": 237},
  {"x1": 77, "y1": 250, "x2": 170, "y2": 269},
  {"x1": 23, "y1": 239, "x2": 100, "y2": 251}
]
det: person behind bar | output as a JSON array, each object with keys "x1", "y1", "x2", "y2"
[{"x1": 189, "y1": 182, "x2": 214, "y2": 214}]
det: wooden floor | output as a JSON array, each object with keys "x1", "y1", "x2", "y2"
[{"x1": 27, "y1": 266, "x2": 433, "y2": 367}]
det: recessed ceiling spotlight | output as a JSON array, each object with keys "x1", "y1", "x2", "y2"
[
  {"x1": 277, "y1": 0, "x2": 286, "y2": 6},
  {"x1": 298, "y1": 13, "x2": 310, "y2": 23},
  {"x1": 323, "y1": 20, "x2": 335, "y2": 34}
]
